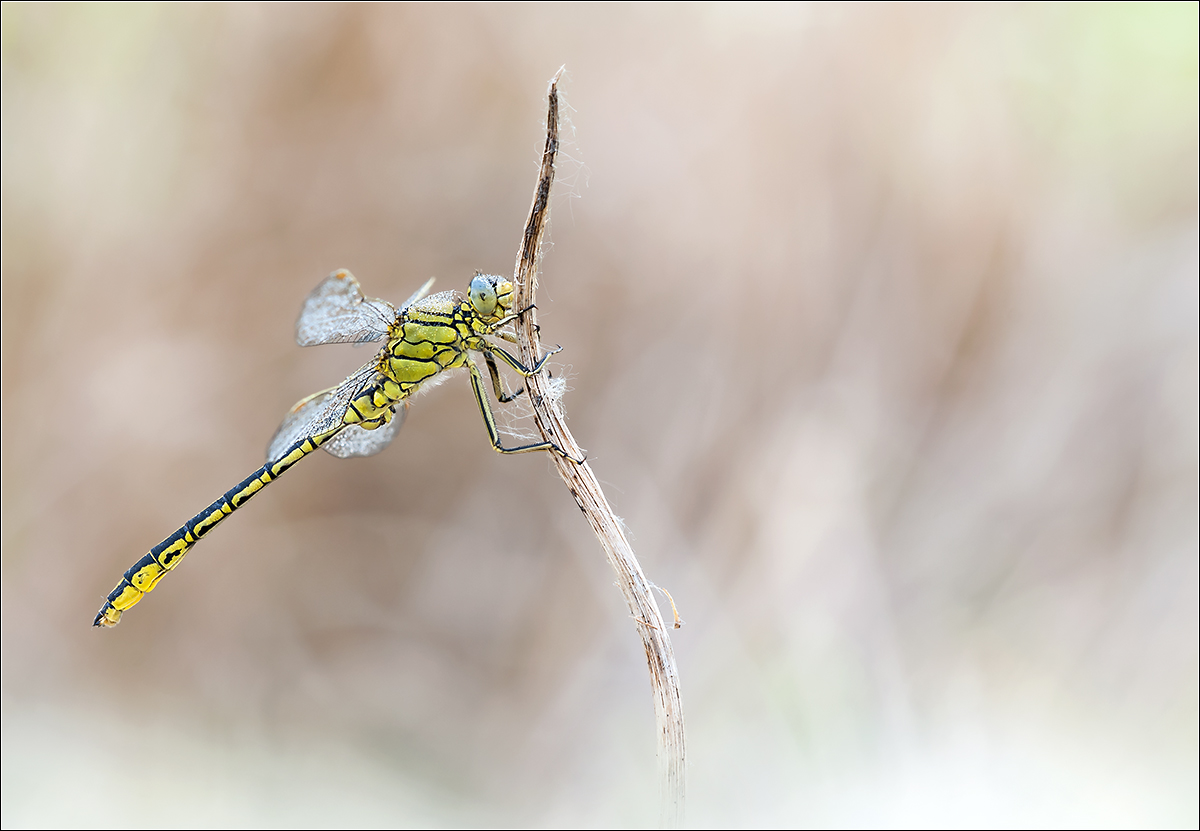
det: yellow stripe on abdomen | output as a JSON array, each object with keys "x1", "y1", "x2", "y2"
[{"x1": 93, "y1": 433, "x2": 331, "y2": 628}]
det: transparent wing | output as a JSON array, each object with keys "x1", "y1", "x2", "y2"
[
  {"x1": 323, "y1": 405, "x2": 406, "y2": 458},
  {"x1": 266, "y1": 391, "x2": 328, "y2": 463},
  {"x1": 306, "y1": 361, "x2": 382, "y2": 436},
  {"x1": 296, "y1": 269, "x2": 398, "y2": 347},
  {"x1": 266, "y1": 360, "x2": 386, "y2": 462},
  {"x1": 398, "y1": 277, "x2": 436, "y2": 313}
]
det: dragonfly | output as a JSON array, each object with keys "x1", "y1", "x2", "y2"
[{"x1": 94, "y1": 269, "x2": 571, "y2": 628}]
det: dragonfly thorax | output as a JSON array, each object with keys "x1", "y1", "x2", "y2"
[{"x1": 378, "y1": 285, "x2": 489, "y2": 403}]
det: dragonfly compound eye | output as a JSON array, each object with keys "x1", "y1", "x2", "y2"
[{"x1": 469, "y1": 275, "x2": 498, "y2": 316}]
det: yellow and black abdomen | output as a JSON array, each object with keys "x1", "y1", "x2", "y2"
[
  {"x1": 93, "y1": 433, "x2": 329, "y2": 627},
  {"x1": 95, "y1": 295, "x2": 485, "y2": 628}
]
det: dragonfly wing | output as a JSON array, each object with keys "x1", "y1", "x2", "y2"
[
  {"x1": 296, "y1": 269, "x2": 397, "y2": 346},
  {"x1": 306, "y1": 360, "x2": 383, "y2": 436},
  {"x1": 398, "y1": 277, "x2": 436, "y2": 313},
  {"x1": 266, "y1": 360, "x2": 383, "y2": 462},
  {"x1": 323, "y1": 405, "x2": 406, "y2": 458},
  {"x1": 266, "y1": 392, "x2": 329, "y2": 463}
]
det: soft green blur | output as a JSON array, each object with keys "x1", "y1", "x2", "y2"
[{"x1": 3, "y1": 4, "x2": 1196, "y2": 827}]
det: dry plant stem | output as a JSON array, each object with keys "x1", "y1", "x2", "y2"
[{"x1": 511, "y1": 69, "x2": 687, "y2": 826}]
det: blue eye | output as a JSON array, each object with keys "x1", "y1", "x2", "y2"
[{"x1": 469, "y1": 275, "x2": 498, "y2": 315}]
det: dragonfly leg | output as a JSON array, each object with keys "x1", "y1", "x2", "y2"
[
  {"x1": 490, "y1": 305, "x2": 541, "y2": 342},
  {"x1": 485, "y1": 343, "x2": 562, "y2": 378},
  {"x1": 466, "y1": 355, "x2": 577, "y2": 458},
  {"x1": 490, "y1": 303, "x2": 536, "y2": 330},
  {"x1": 484, "y1": 351, "x2": 524, "y2": 403},
  {"x1": 494, "y1": 323, "x2": 541, "y2": 344}
]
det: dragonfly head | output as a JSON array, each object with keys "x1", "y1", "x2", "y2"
[{"x1": 468, "y1": 273, "x2": 515, "y2": 323}]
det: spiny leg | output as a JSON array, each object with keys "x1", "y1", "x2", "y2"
[
  {"x1": 489, "y1": 303, "x2": 537, "y2": 332},
  {"x1": 493, "y1": 325, "x2": 543, "y2": 347},
  {"x1": 466, "y1": 355, "x2": 569, "y2": 457},
  {"x1": 491, "y1": 303, "x2": 542, "y2": 346},
  {"x1": 484, "y1": 343, "x2": 562, "y2": 378},
  {"x1": 484, "y1": 351, "x2": 524, "y2": 403}
]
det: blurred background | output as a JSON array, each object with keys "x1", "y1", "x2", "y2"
[{"x1": 2, "y1": 3, "x2": 1196, "y2": 827}]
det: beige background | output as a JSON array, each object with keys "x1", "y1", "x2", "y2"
[{"x1": 2, "y1": 4, "x2": 1197, "y2": 826}]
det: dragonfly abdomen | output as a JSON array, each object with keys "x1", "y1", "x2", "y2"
[{"x1": 93, "y1": 433, "x2": 331, "y2": 628}]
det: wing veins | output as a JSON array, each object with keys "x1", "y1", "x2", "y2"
[{"x1": 296, "y1": 270, "x2": 397, "y2": 347}]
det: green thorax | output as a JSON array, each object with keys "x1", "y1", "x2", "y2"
[{"x1": 380, "y1": 290, "x2": 493, "y2": 398}]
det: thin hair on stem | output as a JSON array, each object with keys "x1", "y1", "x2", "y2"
[{"x1": 508, "y1": 67, "x2": 687, "y2": 826}]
